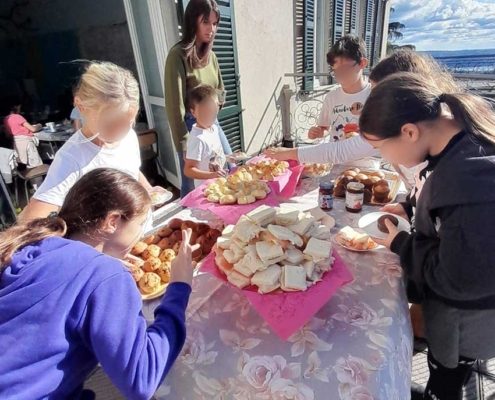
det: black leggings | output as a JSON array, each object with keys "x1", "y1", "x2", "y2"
[{"x1": 424, "y1": 350, "x2": 476, "y2": 400}]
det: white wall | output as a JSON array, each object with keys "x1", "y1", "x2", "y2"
[{"x1": 233, "y1": 0, "x2": 295, "y2": 154}]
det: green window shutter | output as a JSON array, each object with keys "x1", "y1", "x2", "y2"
[
  {"x1": 303, "y1": 0, "x2": 315, "y2": 90},
  {"x1": 213, "y1": 0, "x2": 244, "y2": 153}
]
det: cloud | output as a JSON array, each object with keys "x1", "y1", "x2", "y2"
[{"x1": 390, "y1": 0, "x2": 495, "y2": 51}]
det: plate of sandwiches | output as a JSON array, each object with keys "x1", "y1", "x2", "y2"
[
  {"x1": 358, "y1": 212, "x2": 411, "y2": 240},
  {"x1": 122, "y1": 218, "x2": 222, "y2": 300},
  {"x1": 336, "y1": 226, "x2": 382, "y2": 252},
  {"x1": 212, "y1": 205, "x2": 335, "y2": 294}
]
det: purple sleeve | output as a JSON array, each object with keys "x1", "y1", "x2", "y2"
[{"x1": 81, "y1": 272, "x2": 191, "y2": 400}]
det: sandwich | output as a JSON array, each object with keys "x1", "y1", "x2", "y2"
[
  {"x1": 247, "y1": 205, "x2": 276, "y2": 226},
  {"x1": 238, "y1": 251, "x2": 267, "y2": 274},
  {"x1": 304, "y1": 237, "x2": 332, "y2": 261},
  {"x1": 337, "y1": 226, "x2": 358, "y2": 246},
  {"x1": 233, "y1": 216, "x2": 263, "y2": 243},
  {"x1": 251, "y1": 264, "x2": 282, "y2": 287},
  {"x1": 308, "y1": 223, "x2": 331, "y2": 240},
  {"x1": 255, "y1": 241, "x2": 286, "y2": 265},
  {"x1": 302, "y1": 259, "x2": 315, "y2": 280},
  {"x1": 230, "y1": 241, "x2": 247, "y2": 261},
  {"x1": 223, "y1": 249, "x2": 243, "y2": 264},
  {"x1": 284, "y1": 247, "x2": 304, "y2": 265},
  {"x1": 275, "y1": 207, "x2": 301, "y2": 226},
  {"x1": 267, "y1": 225, "x2": 303, "y2": 247},
  {"x1": 352, "y1": 232, "x2": 371, "y2": 250},
  {"x1": 222, "y1": 224, "x2": 236, "y2": 238},
  {"x1": 233, "y1": 259, "x2": 255, "y2": 277},
  {"x1": 315, "y1": 257, "x2": 335, "y2": 272},
  {"x1": 307, "y1": 206, "x2": 327, "y2": 222},
  {"x1": 258, "y1": 283, "x2": 280, "y2": 294},
  {"x1": 288, "y1": 213, "x2": 316, "y2": 236},
  {"x1": 217, "y1": 236, "x2": 233, "y2": 250},
  {"x1": 280, "y1": 265, "x2": 307, "y2": 291},
  {"x1": 227, "y1": 270, "x2": 251, "y2": 289},
  {"x1": 216, "y1": 256, "x2": 234, "y2": 276},
  {"x1": 337, "y1": 226, "x2": 370, "y2": 250}
]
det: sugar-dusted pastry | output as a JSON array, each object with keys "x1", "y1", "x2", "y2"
[
  {"x1": 157, "y1": 262, "x2": 172, "y2": 283},
  {"x1": 143, "y1": 256, "x2": 161, "y2": 273},
  {"x1": 159, "y1": 249, "x2": 176, "y2": 262},
  {"x1": 207, "y1": 194, "x2": 220, "y2": 203},
  {"x1": 138, "y1": 272, "x2": 161, "y2": 294},
  {"x1": 238, "y1": 195, "x2": 256, "y2": 205},
  {"x1": 131, "y1": 241, "x2": 148, "y2": 256},
  {"x1": 141, "y1": 244, "x2": 161, "y2": 260},
  {"x1": 220, "y1": 195, "x2": 237, "y2": 205}
]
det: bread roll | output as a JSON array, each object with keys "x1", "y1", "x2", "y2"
[
  {"x1": 143, "y1": 256, "x2": 161, "y2": 272},
  {"x1": 168, "y1": 218, "x2": 183, "y2": 230},
  {"x1": 220, "y1": 195, "x2": 237, "y2": 205},
  {"x1": 159, "y1": 249, "x2": 176, "y2": 262},
  {"x1": 143, "y1": 235, "x2": 160, "y2": 245},
  {"x1": 157, "y1": 226, "x2": 173, "y2": 238},
  {"x1": 138, "y1": 272, "x2": 161, "y2": 294},
  {"x1": 131, "y1": 241, "x2": 148, "y2": 256},
  {"x1": 252, "y1": 189, "x2": 267, "y2": 200}
]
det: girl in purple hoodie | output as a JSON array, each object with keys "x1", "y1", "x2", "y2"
[{"x1": 0, "y1": 168, "x2": 197, "y2": 400}]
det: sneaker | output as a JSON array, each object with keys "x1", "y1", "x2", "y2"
[{"x1": 411, "y1": 381, "x2": 425, "y2": 400}]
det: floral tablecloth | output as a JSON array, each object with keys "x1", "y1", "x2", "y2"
[{"x1": 142, "y1": 179, "x2": 413, "y2": 400}]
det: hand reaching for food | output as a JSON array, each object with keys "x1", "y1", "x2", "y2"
[
  {"x1": 170, "y1": 229, "x2": 200, "y2": 286},
  {"x1": 379, "y1": 203, "x2": 408, "y2": 221},
  {"x1": 263, "y1": 147, "x2": 297, "y2": 161}
]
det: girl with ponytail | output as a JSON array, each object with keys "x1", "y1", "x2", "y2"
[
  {"x1": 0, "y1": 168, "x2": 197, "y2": 400},
  {"x1": 360, "y1": 72, "x2": 495, "y2": 400}
]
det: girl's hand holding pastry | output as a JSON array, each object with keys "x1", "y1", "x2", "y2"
[
  {"x1": 372, "y1": 219, "x2": 400, "y2": 250},
  {"x1": 170, "y1": 229, "x2": 200, "y2": 286}
]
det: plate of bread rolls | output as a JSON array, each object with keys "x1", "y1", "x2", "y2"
[
  {"x1": 333, "y1": 168, "x2": 401, "y2": 205},
  {"x1": 122, "y1": 218, "x2": 222, "y2": 300}
]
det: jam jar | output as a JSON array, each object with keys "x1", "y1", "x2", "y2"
[
  {"x1": 345, "y1": 182, "x2": 364, "y2": 213},
  {"x1": 318, "y1": 181, "x2": 334, "y2": 211}
]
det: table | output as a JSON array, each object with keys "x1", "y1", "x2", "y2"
[
  {"x1": 142, "y1": 179, "x2": 413, "y2": 400},
  {"x1": 35, "y1": 126, "x2": 74, "y2": 160}
]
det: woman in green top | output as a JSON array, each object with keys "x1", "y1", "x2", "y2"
[{"x1": 165, "y1": 0, "x2": 233, "y2": 197}]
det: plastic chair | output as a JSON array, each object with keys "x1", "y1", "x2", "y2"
[
  {"x1": 15, "y1": 164, "x2": 49, "y2": 205},
  {"x1": 137, "y1": 129, "x2": 167, "y2": 178}
]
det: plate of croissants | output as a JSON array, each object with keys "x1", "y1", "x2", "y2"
[
  {"x1": 123, "y1": 218, "x2": 222, "y2": 300},
  {"x1": 333, "y1": 167, "x2": 401, "y2": 205}
]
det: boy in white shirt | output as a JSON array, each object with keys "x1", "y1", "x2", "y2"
[
  {"x1": 184, "y1": 85, "x2": 227, "y2": 187},
  {"x1": 265, "y1": 35, "x2": 377, "y2": 164}
]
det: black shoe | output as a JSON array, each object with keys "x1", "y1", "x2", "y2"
[{"x1": 411, "y1": 381, "x2": 425, "y2": 400}]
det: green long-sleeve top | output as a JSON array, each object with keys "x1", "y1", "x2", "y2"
[{"x1": 164, "y1": 43, "x2": 223, "y2": 151}]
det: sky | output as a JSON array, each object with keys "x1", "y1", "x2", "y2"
[{"x1": 390, "y1": 0, "x2": 495, "y2": 51}]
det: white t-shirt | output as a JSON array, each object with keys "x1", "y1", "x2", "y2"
[
  {"x1": 34, "y1": 129, "x2": 141, "y2": 206},
  {"x1": 186, "y1": 124, "x2": 226, "y2": 187},
  {"x1": 317, "y1": 84, "x2": 371, "y2": 141}
]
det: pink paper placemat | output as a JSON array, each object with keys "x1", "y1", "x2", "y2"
[
  {"x1": 179, "y1": 180, "x2": 280, "y2": 225},
  {"x1": 200, "y1": 249, "x2": 353, "y2": 340}
]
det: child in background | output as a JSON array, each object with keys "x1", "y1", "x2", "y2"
[
  {"x1": 361, "y1": 73, "x2": 495, "y2": 400},
  {"x1": 184, "y1": 85, "x2": 227, "y2": 187},
  {"x1": 265, "y1": 50, "x2": 460, "y2": 191},
  {"x1": 0, "y1": 168, "x2": 196, "y2": 400},
  {"x1": 3, "y1": 101, "x2": 43, "y2": 169},
  {"x1": 19, "y1": 61, "x2": 165, "y2": 222}
]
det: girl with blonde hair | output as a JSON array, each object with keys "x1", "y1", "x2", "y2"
[{"x1": 20, "y1": 62, "x2": 165, "y2": 221}]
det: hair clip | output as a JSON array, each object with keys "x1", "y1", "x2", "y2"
[
  {"x1": 48, "y1": 211, "x2": 59, "y2": 219},
  {"x1": 438, "y1": 93, "x2": 447, "y2": 103}
]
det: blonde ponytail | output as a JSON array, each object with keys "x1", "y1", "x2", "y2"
[{"x1": 75, "y1": 62, "x2": 140, "y2": 114}]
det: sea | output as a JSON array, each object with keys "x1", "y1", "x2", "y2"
[{"x1": 423, "y1": 49, "x2": 495, "y2": 75}]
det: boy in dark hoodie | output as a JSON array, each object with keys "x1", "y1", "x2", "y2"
[{"x1": 360, "y1": 72, "x2": 495, "y2": 400}]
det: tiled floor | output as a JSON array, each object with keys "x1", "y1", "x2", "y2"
[{"x1": 85, "y1": 353, "x2": 495, "y2": 399}]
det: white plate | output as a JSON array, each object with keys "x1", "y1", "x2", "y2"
[
  {"x1": 228, "y1": 152, "x2": 251, "y2": 162},
  {"x1": 358, "y1": 212, "x2": 411, "y2": 240},
  {"x1": 149, "y1": 190, "x2": 173, "y2": 206}
]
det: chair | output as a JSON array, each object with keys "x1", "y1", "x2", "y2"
[
  {"x1": 15, "y1": 164, "x2": 49, "y2": 205},
  {"x1": 137, "y1": 129, "x2": 167, "y2": 179}
]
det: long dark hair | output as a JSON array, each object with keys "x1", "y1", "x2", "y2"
[
  {"x1": 182, "y1": 0, "x2": 220, "y2": 69},
  {"x1": 370, "y1": 50, "x2": 461, "y2": 93},
  {"x1": 360, "y1": 72, "x2": 495, "y2": 145},
  {"x1": 0, "y1": 169, "x2": 151, "y2": 271}
]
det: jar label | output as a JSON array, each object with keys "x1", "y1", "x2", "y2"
[
  {"x1": 345, "y1": 192, "x2": 364, "y2": 210},
  {"x1": 319, "y1": 194, "x2": 334, "y2": 209}
]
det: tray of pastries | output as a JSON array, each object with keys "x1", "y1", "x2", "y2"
[
  {"x1": 333, "y1": 167, "x2": 401, "y2": 205},
  {"x1": 123, "y1": 218, "x2": 222, "y2": 300},
  {"x1": 212, "y1": 205, "x2": 335, "y2": 294},
  {"x1": 302, "y1": 163, "x2": 333, "y2": 178},
  {"x1": 240, "y1": 160, "x2": 290, "y2": 181},
  {"x1": 204, "y1": 170, "x2": 272, "y2": 205}
]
